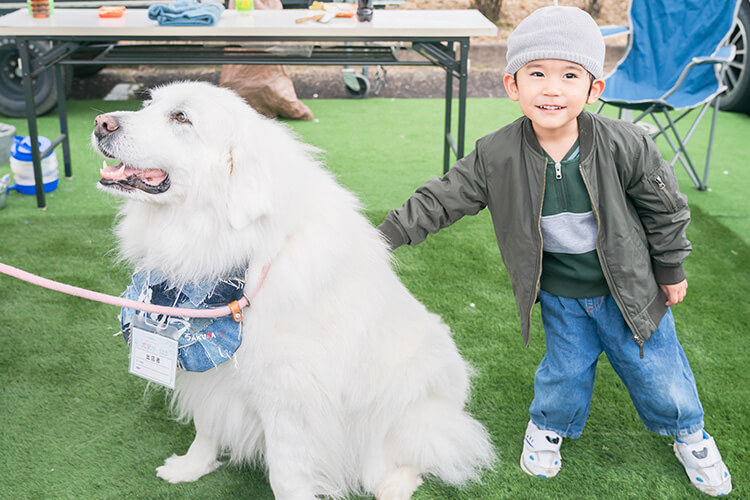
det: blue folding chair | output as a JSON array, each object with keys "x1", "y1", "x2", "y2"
[{"x1": 597, "y1": 0, "x2": 741, "y2": 191}]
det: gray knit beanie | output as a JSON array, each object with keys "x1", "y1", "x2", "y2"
[{"x1": 506, "y1": 6, "x2": 605, "y2": 79}]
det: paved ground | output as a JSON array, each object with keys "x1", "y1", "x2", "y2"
[{"x1": 69, "y1": 43, "x2": 626, "y2": 101}]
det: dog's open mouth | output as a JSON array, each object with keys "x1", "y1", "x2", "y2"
[{"x1": 99, "y1": 161, "x2": 170, "y2": 194}]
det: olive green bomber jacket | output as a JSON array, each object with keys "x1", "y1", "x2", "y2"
[{"x1": 378, "y1": 111, "x2": 691, "y2": 349}]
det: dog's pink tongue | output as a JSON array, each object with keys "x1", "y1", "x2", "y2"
[
  {"x1": 100, "y1": 163, "x2": 167, "y2": 186},
  {"x1": 140, "y1": 169, "x2": 167, "y2": 186}
]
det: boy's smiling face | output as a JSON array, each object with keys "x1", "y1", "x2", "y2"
[{"x1": 503, "y1": 59, "x2": 605, "y2": 139}]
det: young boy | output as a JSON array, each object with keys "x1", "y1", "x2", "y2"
[{"x1": 377, "y1": 6, "x2": 732, "y2": 497}]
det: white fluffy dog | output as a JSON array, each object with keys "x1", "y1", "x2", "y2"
[{"x1": 92, "y1": 81, "x2": 494, "y2": 499}]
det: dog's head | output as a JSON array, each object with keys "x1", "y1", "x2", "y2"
[{"x1": 91, "y1": 81, "x2": 278, "y2": 229}]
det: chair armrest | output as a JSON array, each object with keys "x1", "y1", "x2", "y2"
[
  {"x1": 600, "y1": 25, "x2": 630, "y2": 39},
  {"x1": 691, "y1": 45, "x2": 735, "y2": 65},
  {"x1": 661, "y1": 45, "x2": 736, "y2": 101}
]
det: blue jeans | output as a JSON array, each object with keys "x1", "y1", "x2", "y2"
[{"x1": 529, "y1": 290, "x2": 704, "y2": 439}]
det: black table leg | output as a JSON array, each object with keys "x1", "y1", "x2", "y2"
[
  {"x1": 457, "y1": 39, "x2": 469, "y2": 160},
  {"x1": 53, "y1": 62, "x2": 72, "y2": 179},
  {"x1": 17, "y1": 38, "x2": 45, "y2": 209},
  {"x1": 443, "y1": 42, "x2": 455, "y2": 174}
]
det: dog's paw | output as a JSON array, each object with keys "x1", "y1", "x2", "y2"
[
  {"x1": 155, "y1": 453, "x2": 222, "y2": 483},
  {"x1": 375, "y1": 466, "x2": 423, "y2": 500}
]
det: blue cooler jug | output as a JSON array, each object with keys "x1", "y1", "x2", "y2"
[{"x1": 9, "y1": 135, "x2": 59, "y2": 195}]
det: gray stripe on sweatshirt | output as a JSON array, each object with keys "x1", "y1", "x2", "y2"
[{"x1": 541, "y1": 211, "x2": 597, "y2": 254}]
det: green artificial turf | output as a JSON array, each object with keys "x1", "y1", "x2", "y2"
[{"x1": 0, "y1": 97, "x2": 748, "y2": 499}]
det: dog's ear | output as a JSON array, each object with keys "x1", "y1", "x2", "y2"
[{"x1": 223, "y1": 128, "x2": 273, "y2": 231}]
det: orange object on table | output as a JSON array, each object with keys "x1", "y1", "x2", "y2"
[
  {"x1": 98, "y1": 6, "x2": 126, "y2": 17},
  {"x1": 28, "y1": 0, "x2": 51, "y2": 19},
  {"x1": 295, "y1": 13, "x2": 324, "y2": 24}
]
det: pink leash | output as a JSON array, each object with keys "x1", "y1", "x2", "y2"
[{"x1": 0, "y1": 262, "x2": 269, "y2": 323}]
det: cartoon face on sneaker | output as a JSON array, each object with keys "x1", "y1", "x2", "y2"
[{"x1": 503, "y1": 59, "x2": 605, "y2": 138}]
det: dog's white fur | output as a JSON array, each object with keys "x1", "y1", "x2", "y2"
[{"x1": 93, "y1": 82, "x2": 494, "y2": 499}]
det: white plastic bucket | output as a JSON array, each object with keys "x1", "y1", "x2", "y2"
[{"x1": 9, "y1": 135, "x2": 59, "y2": 195}]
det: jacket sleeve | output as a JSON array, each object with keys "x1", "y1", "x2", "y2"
[
  {"x1": 625, "y1": 133, "x2": 692, "y2": 285},
  {"x1": 378, "y1": 144, "x2": 489, "y2": 250}
]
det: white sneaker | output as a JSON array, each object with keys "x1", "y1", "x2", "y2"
[
  {"x1": 674, "y1": 431, "x2": 732, "y2": 496},
  {"x1": 520, "y1": 420, "x2": 562, "y2": 478}
]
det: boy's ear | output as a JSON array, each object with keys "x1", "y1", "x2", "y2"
[
  {"x1": 587, "y1": 78, "x2": 606, "y2": 104},
  {"x1": 503, "y1": 73, "x2": 519, "y2": 101}
]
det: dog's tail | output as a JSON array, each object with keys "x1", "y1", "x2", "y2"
[{"x1": 389, "y1": 395, "x2": 496, "y2": 486}]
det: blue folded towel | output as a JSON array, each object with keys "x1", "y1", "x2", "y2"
[{"x1": 148, "y1": 0, "x2": 225, "y2": 26}]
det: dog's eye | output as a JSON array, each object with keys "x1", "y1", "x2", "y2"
[{"x1": 171, "y1": 111, "x2": 191, "y2": 124}]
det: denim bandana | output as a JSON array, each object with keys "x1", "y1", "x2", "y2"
[{"x1": 120, "y1": 270, "x2": 245, "y2": 372}]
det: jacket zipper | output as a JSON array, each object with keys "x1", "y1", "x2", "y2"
[
  {"x1": 554, "y1": 161, "x2": 568, "y2": 211},
  {"x1": 579, "y1": 163, "x2": 645, "y2": 358},
  {"x1": 654, "y1": 175, "x2": 677, "y2": 211}
]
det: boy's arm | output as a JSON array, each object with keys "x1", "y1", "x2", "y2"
[
  {"x1": 626, "y1": 134, "x2": 692, "y2": 286},
  {"x1": 378, "y1": 146, "x2": 488, "y2": 250}
]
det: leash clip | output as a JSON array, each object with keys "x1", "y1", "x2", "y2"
[{"x1": 228, "y1": 300, "x2": 243, "y2": 322}]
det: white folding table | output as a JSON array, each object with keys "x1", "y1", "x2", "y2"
[{"x1": 0, "y1": 8, "x2": 497, "y2": 208}]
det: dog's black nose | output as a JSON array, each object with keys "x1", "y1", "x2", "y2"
[{"x1": 94, "y1": 114, "x2": 119, "y2": 139}]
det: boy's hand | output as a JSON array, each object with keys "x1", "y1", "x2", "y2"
[{"x1": 660, "y1": 280, "x2": 688, "y2": 307}]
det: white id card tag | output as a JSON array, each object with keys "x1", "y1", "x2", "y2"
[{"x1": 128, "y1": 316, "x2": 179, "y2": 389}]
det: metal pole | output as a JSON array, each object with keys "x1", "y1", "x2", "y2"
[
  {"x1": 665, "y1": 103, "x2": 711, "y2": 169},
  {"x1": 457, "y1": 38, "x2": 469, "y2": 160},
  {"x1": 443, "y1": 41, "x2": 454, "y2": 174},
  {"x1": 17, "y1": 38, "x2": 46, "y2": 209},
  {"x1": 703, "y1": 96, "x2": 720, "y2": 191},
  {"x1": 661, "y1": 111, "x2": 702, "y2": 189}
]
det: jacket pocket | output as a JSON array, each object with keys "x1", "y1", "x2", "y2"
[{"x1": 647, "y1": 168, "x2": 680, "y2": 212}]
